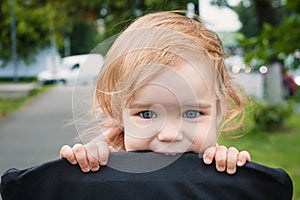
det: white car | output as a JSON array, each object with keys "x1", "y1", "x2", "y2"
[{"x1": 38, "y1": 54, "x2": 104, "y2": 85}]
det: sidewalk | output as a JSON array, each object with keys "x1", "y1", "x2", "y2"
[{"x1": 0, "y1": 85, "x2": 77, "y2": 176}]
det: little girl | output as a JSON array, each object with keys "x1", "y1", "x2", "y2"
[{"x1": 60, "y1": 11, "x2": 250, "y2": 174}]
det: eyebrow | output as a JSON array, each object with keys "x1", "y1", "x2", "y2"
[
  {"x1": 128, "y1": 103, "x2": 153, "y2": 109},
  {"x1": 129, "y1": 102, "x2": 212, "y2": 109},
  {"x1": 181, "y1": 102, "x2": 212, "y2": 109}
]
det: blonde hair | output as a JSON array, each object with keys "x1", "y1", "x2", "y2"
[{"x1": 94, "y1": 11, "x2": 248, "y2": 150}]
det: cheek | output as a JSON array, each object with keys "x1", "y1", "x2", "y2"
[
  {"x1": 183, "y1": 120, "x2": 218, "y2": 153},
  {"x1": 124, "y1": 133, "x2": 152, "y2": 151},
  {"x1": 122, "y1": 109, "x2": 160, "y2": 151},
  {"x1": 123, "y1": 118, "x2": 162, "y2": 139}
]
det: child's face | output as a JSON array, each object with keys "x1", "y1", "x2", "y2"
[{"x1": 122, "y1": 61, "x2": 220, "y2": 154}]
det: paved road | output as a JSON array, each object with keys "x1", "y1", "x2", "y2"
[{"x1": 0, "y1": 85, "x2": 79, "y2": 176}]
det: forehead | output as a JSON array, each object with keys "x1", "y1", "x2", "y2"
[
  {"x1": 152, "y1": 60, "x2": 214, "y2": 93},
  {"x1": 132, "y1": 60, "x2": 215, "y2": 104}
]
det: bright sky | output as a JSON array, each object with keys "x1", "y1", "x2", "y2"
[{"x1": 199, "y1": 0, "x2": 242, "y2": 32}]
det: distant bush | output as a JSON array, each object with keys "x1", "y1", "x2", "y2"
[
  {"x1": 293, "y1": 88, "x2": 300, "y2": 102},
  {"x1": 253, "y1": 102, "x2": 294, "y2": 131}
]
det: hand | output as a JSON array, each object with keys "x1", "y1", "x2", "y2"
[
  {"x1": 60, "y1": 141, "x2": 117, "y2": 173},
  {"x1": 203, "y1": 145, "x2": 251, "y2": 174}
]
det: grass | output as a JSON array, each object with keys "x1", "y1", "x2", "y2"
[
  {"x1": 220, "y1": 111, "x2": 300, "y2": 200},
  {"x1": 0, "y1": 84, "x2": 53, "y2": 119}
]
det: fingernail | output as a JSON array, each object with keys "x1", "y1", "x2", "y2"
[
  {"x1": 227, "y1": 168, "x2": 236, "y2": 174},
  {"x1": 100, "y1": 158, "x2": 108, "y2": 166},
  {"x1": 82, "y1": 167, "x2": 90, "y2": 173},
  {"x1": 204, "y1": 158, "x2": 212, "y2": 164},
  {"x1": 237, "y1": 160, "x2": 243, "y2": 166},
  {"x1": 71, "y1": 160, "x2": 77, "y2": 165},
  {"x1": 100, "y1": 160, "x2": 107, "y2": 166},
  {"x1": 91, "y1": 166, "x2": 100, "y2": 172},
  {"x1": 217, "y1": 165, "x2": 225, "y2": 172}
]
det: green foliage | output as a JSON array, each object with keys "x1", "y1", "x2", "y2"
[
  {"x1": 253, "y1": 102, "x2": 294, "y2": 131},
  {"x1": 232, "y1": 0, "x2": 259, "y2": 38},
  {"x1": 293, "y1": 89, "x2": 300, "y2": 103},
  {"x1": 0, "y1": 0, "x2": 53, "y2": 65},
  {"x1": 100, "y1": 0, "x2": 198, "y2": 38},
  {"x1": 1, "y1": 0, "x2": 198, "y2": 65},
  {"x1": 70, "y1": 21, "x2": 103, "y2": 55},
  {"x1": 237, "y1": 0, "x2": 300, "y2": 69},
  {"x1": 239, "y1": 14, "x2": 300, "y2": 69}
]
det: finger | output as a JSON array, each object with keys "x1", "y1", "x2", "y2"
[
  {"x1": 226, "y1": 147, "x2": 239, "y2": 174},
  {"x1": 73, "y1": 144, "x2": 90, "y2": 173},
  {"x1": 97, "y1": 141, "x2": 110, "y2": 166},
  {"x1": 60, "y1": 145, "x2": 77, "y2": 165},
  {"x1": 109, "y1": 145, "x2": 118, "y2": 153},
  {"x1": 203, "y1": 146, "x2": 216, "y2": 164},
  {"x1": 215, "y1": 145, "x2": 227, "y2": 172},
  {"x1": 237, "y1": 151, "x2": 251, "y2": 166},
  {"x1": 85, "y1": 143, "x2": 100, "y2": 172}
]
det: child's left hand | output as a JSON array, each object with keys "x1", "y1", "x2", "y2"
[{"x1": 203, "y1": 145, "x2": 251, "y2": 174}]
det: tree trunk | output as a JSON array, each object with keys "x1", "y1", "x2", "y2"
[{"x1": 264, "y1": 62, "x2": 284, "y2": 104}]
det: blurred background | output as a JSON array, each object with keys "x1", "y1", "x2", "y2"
[{"x1": 0, "y1": 0, "x2": 299, "y2": 199}]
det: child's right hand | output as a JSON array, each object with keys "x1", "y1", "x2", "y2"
[{"x1": 60, "y1": 142, "x2": 114, "y2": 173}]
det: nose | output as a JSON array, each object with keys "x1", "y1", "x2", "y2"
[{"x1": 156, "y1": 120, "x2": 184, "y2": 142}]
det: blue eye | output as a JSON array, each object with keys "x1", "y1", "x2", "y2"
[
  {"x1": 139, "y1": 111, "x2": 157, "y2": 119},
  {"x1": 183, "y1": 110, "x2": 201, "y2": 119}
]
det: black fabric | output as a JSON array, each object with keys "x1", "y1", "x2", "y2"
[{"x1": 1, "y1": 152, "x2": 293, "y2": 200}]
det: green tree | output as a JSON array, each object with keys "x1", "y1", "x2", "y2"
[
  {"x1": 0, "y1": 0, "x2": 199, "y2": 66},
  {"x1": 233, "y1": 1, "x2": 259, "y2": 37},
  {"x1": 238, "y1": 0, "x2": 300, "y2": 69},
  {"x1": 0, "y1": 0, "x2": 104, "y2": 65},
  {"x1": 70, "y1": 21, "x2": 102, "y2": 55},
  {"x1": 213, "y1": 0, "x2": 299, "y2": 69},
  {"x1": 0, "y1": 0, "x2": 54, "y2": 65},
  {"x1": 96, "y1": 0, "x2": 198, "y2": 38}
]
